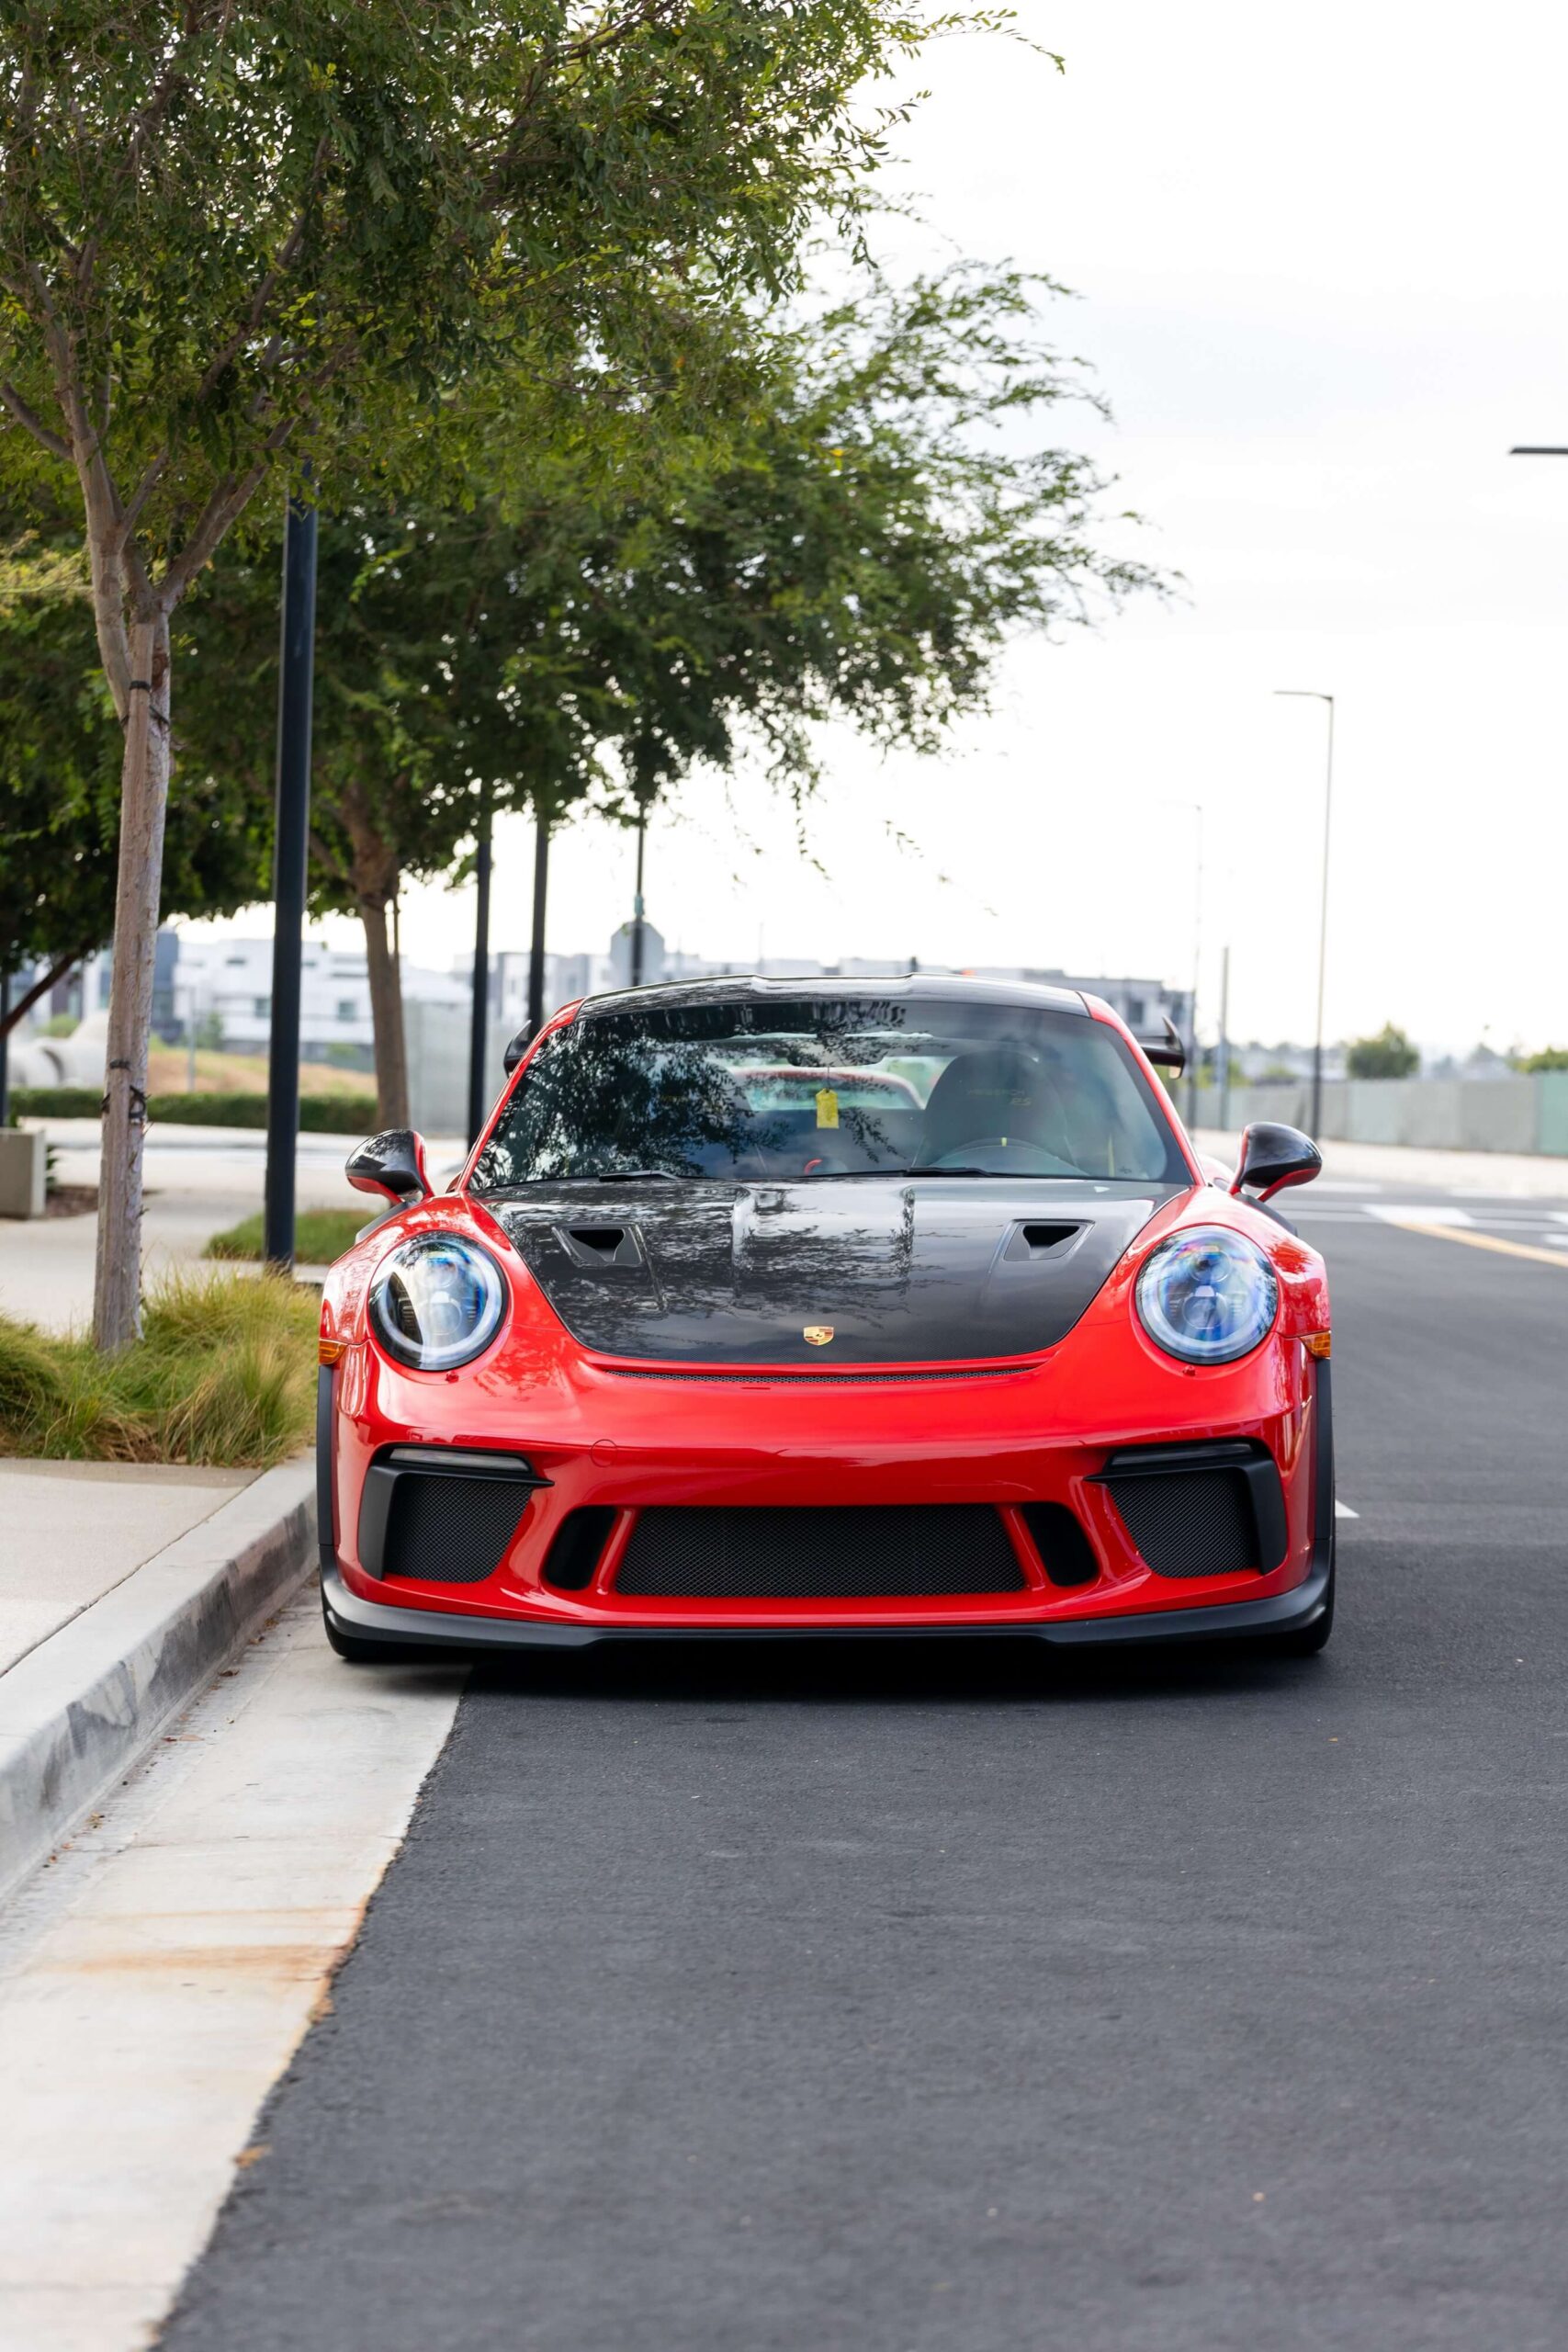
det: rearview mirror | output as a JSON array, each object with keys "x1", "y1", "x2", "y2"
[
  {"x1": 345, "y1": 1128, "x2": 432, "y2": 1204},
  {"x1": 502, "y1": 1023, "x2": 535, "y2": 1076},
  {"x1": 1230, "y1": 1121, "x2": 1321, "y2": 1204}
]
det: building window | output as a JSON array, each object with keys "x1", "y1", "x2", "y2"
[
  {"x1": 254, "y1": 996, "x2": 271, "y2": 1017},
  {"x1": 337, "y1": 999, "x2": 357, "y2": 1022}
]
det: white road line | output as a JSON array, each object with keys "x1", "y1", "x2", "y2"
[
  {"x1": 1366, "y1": 1204, "x2": 1476, "y2": 1227},
  {"x1": 0, "y1": 1596, "x2": 465, "y2": 2352},
  {"x1": 1335, "y1": 1500, "x2": 1359, "y2": 1521}
]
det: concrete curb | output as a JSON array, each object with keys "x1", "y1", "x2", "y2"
[{"x1": 0, "y1": 1458, "x2": 316, "y2": 1903}]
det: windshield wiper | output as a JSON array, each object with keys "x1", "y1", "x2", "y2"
[{"x1": 592, "y1": 1168, "x2": 685, "y2": 1182}]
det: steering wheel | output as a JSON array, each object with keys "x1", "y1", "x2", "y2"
[{"x1": 924, "y1": 1137, "x2": 1078, "y2": 1175}]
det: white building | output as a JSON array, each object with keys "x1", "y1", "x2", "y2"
[{"x1": 169, "y1": 932, "x2": 468, "y2": 1063}]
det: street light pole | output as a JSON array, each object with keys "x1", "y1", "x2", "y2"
[
  {"x1": 465, "y1": 804, "x2": 492, "y2": 1149},
  {"x1": 1185, "y1": 803, "x2": 1203, "y2": 1129},
  {"x1": 630, "y1": 811, "x2": 647, "y2": 989},
  {"x1": 1274, "y1": 689, "x2": 1335, "y2": 1138}
]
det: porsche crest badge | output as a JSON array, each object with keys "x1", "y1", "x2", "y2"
[{"x1": 803, "y1": 1325, "x2": 835, "y2": 1347}]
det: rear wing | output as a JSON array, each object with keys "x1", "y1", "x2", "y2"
[{"x1": 1137, "y1": 1014, "x2": 1187, "y2": 1074}]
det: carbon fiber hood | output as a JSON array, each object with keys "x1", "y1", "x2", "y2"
[{"x1": 490, "y1": 1179, "x2": 1179, "y2": 1365}]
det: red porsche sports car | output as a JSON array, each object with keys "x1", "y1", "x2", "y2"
[{"x1": 317, "y1": 976, "x2": 1334, "y2": 1659}]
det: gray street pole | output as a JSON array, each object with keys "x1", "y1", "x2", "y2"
[
  {"x1": 630, "y1": 813, "x2": 647, "y2": 988},
  {"x1": 526, "y1": 811, "x2": 550, "y2": 1037},
  {"x1": 465, "y1": 807, "x2": 492, "y2": 1148},
  {"x1": 1216, "y1": 944, "x2": 1231, "y2": 1133},
  {"x1": 1274, "y1": 690, "x2": 1335, "y2": 1137},
  {"x1": 263, "y1": 490, "x2": 317, "y2": 1272},
  {"x1": 1180, "y1": 804, "x2": 1203, "y2": 1129}
]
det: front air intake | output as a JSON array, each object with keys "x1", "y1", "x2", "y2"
[
  {"x1": 1098, "y1": 1440, "x2": 1287, "y2": 1579},
  {"x1": 380, "y1": 1472, "x2": 533, "y2": 1585},
  {"x1": 543, "y1": 1507, "x2": 619, "y2": 1592},
  {"x1": 357, "y1": 1444, "x2": 546, "y2": 1586},
  {"x1": 1019, "y1": 1502, "x2": 1100, "y2": 1587},
  {"x1": 615, "y1": 1504, "x2": 1027, "y2": 1599}
]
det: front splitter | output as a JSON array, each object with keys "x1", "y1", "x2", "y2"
[{"x1": 320, "y1": 1558, "x2": 1332, "y2": 1656}]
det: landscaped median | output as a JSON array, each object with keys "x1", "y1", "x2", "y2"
[
  {"x1": 0, "y1": 1269, "x2": 317, "y2": 1464},
  {"x1": 0, "y1": 1270, "x2": 322, "y2": 1897}
]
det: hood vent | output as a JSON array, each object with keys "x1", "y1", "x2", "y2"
[{"x1": 555, "y1": 1223, "x2": 644, "y2": 1271}]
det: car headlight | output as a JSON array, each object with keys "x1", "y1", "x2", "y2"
[
  {"x1": 1135, "y1": 1227, "x2": 1278, "y2": 1364},
  {"x1": 368, "y1": 1234, "x2": 507, "y2": 1371}
]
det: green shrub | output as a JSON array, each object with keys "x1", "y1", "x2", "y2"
[
  {"x1": 11, "y1": 1086, "x2": 378, "y2": 1134},
  {"x1": 0, "y1": 1268, "x2": 318, "y2": 1466},
  {"x1": 10, "y1": 1087, "x2": 103, "y2": 1119},
  {"x1": 204, "y1": 1206, "x2": 367, "y2": 1263}
]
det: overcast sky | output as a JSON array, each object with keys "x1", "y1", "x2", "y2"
[{"x1": 202, "y1": 2, "x2": 1568, "y2": 1053}]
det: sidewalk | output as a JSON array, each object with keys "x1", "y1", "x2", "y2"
[
  {"x1": 0, "y1": 1123, "x2": 466, "y2": 1331},
  {"x1": 0, "y1": 1462, "x2": 254, "y2": 1678},
  {"x1": 1193, "y1": 1126, "x2": 1568, "y2": 1200},
  {"x1": 0, "y1": 1457, "x2": 316, "y2": 1901}
]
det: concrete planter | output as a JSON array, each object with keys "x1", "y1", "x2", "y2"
[{"x1": 0, "y1": 1127, "x2": 46, "y2": 1218}]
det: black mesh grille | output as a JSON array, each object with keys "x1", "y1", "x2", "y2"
[
  {"x1": 1105, "y1": 1467, "x2": 1258, "y2": 1578},
  {"x1": 615, "y1": 1505, "x2": 1027, "y2": 1598},
  {"x1": 382, "y1": 1474, "x2": 531, "y2": 1585},
  {"x1": 1019, "y1": 1502, "x2": 1100, "y2": 1588}
]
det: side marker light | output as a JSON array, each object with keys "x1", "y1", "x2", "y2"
[
  {"x1": 319, "y1": 1338, "x2": 347, "y2": 1366},
  {"x1": 1302, "y1": 1332, "x2": 1332, "y2": 1360}
]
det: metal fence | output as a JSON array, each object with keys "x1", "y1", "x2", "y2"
[{"x1": 1217, "y1": 1073, "x2": 1568, "y2": 1158}]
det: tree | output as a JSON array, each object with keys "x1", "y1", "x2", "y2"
[
  {"x1": 0, "y1": 512, "x2": 263, "y2": 1035},
  {"x1": 176, "y1": 260, "x2": 1158, "y2": 1120},
  {"x1": 1345, "y1": 1023, "x2": 1419, "y2": 1080},
  {"x1": 0, "y1": 0, "x2": 974, "y2": 1345}
]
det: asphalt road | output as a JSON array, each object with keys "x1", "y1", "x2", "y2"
[{"x1": 163, "y1": 1193, "x2": 1568, "y2": 2352}]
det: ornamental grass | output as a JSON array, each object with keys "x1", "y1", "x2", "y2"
[{"x1": 0, "y1": 1268, "x2": 317, "y2": 1467}]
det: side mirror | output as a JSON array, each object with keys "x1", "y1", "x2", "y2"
[
  {"x1": 1230, "y1": 1120, "x2": 1321, "y2": 1204},
  {"x1": 345, "y1": 1128, "x2": 432, "y2": 1204},
  {"x1": 502, "y1": 1023, "x2": 535, "y2": 1076}
]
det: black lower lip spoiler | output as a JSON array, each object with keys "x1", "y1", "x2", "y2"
[{"x1": 319, "y1": 1556, "x2": 1331, "y2": 1656}]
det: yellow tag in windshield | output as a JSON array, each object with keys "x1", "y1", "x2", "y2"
[{"x1": 815, "y1": 1089, "x2": 840, "y2": 1130}]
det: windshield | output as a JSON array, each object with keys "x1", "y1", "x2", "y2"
[{"x1": 470, "y1": 995, "x2": 1189, "y2": 1190}]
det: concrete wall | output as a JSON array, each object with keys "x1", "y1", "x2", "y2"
[{"x1": 1220, "y1": 1072, "x2": 1568, "y2": 1157}]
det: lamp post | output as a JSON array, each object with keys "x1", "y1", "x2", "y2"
[
  {"x1": 1185, "y1": 803, "x2": 1203, "y2": 1128},
  {"x1": 1273, "y1": 690, "x2": 1335, "y2": 1137},
  {"x1": 465, "y1": 804, "x2": 492, "y2": 1149}
]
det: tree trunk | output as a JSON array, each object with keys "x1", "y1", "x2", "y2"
[
  {"x1": 360, "y1": 893, "x2": 410, "y2": 1130},
  {"x1": 93, "y1": 616, "x2": 172, "y2": 1352}
]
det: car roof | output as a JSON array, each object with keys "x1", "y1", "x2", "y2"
[{"x1": 575, "y1": 973, "x2": 1091, "y2": 1021}]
